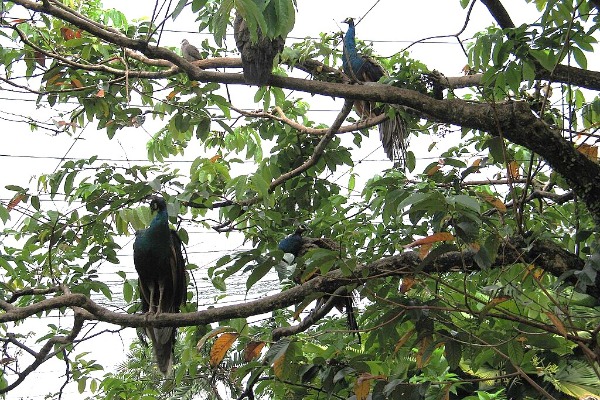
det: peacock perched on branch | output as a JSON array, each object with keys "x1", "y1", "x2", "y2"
[
  {"x1": 133, "y1": 196, "x2": 187, "y2": 376},
  {"x1": 278, "y1": 226, "x2": 360, "y2": 341},
  {"x1": 233, "y1": 11, "x2": 285, "y2": 86},
  {"x1": 342, "y1": 17, "x2": 408, "y2": 165}
]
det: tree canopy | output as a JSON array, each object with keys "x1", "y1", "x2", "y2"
[{"x1": 1, "y1": 0, "x2": 600, "y2": 399}]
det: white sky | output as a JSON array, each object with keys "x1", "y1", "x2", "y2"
[{"x1": 1, "y1": 0, "x2": 583, "y2": 398}]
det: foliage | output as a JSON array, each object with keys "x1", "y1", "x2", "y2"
[{"x1": 0, "y1": 0, "x2": 600, "y2": 399}]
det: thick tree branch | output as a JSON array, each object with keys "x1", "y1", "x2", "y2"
[
  {"x1": 479, "y1": 0, "x2": 515, "y2": 29},
  {"x1": 0, "y1": 237, "x2": 588, "y2": 327}
]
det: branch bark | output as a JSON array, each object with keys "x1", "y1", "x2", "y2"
[{"x1": 0, "y1": 237, "x2": 588, "y2": 328}]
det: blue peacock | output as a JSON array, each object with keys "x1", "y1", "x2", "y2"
[
  {"x1": 133, "y1": 196, "x2": 187, "y2": 376},
  {"x1": 278, "y1": 226, "x2": 360, "y2": 341},
  {"x1": 342, "y1": 17, "x2": 408, "y2": 165}
]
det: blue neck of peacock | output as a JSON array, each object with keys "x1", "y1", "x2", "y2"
[
  {"x1": 148, "y1": 209, "x2": 170, "y2": 239},
  {"x1": 342, "y1": 22, "x2": 364, "y2": 76}
]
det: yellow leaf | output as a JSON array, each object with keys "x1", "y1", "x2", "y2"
[
  {"x1": 508, "y1": 161, "x2": 520, "y2": 179},
  {"x1": 545, "y1": 312, "x2": 568, "y2": 337},
  {"x1": 416, "y1": 336, "x2": 433, "y2": 369},
  {"x1": 418, "y1": 243, "x2": 432, "y2": 259},
  {"x1": 577, "y1": 143, "x2": 598, "y2": 162},
  {"x1": 47, "y1": 74, "x2": 62, "y2": 86},
  {"x1": 479, "y1": 296, "x2": 511, "y2": 318},
  {"x1": 400, "y1": 276, "x2": 416, "y2": 294},
  {"x1": 273, "y1": 352, "x2": 285, "y2": 379},
  {"x1": 196, "y1": 326, "x2": 237, "y2": 352},
  {"x1": 394, "y1": 328, "x2": 415, "y2": 354},
  {"x1": 354, "y1": 373, "x2": 371, "y2": 400},
  {"x1": 70, "y1": 78, "x2": 83, "y2": 88},
  {"x1": 426, "y1": 165, "x2": 441, "y2": 176},
  {"x1": 404, "y1": 232, "x2": 454, "y2": 249},
  {"x1": 477, "y1": 193, "x2": 507, "y2": 213},
  {"x1": 166, "y1": 89, "x2": 180, "y2": 101},
  {"x1": 209, "y1": 332, "x2": 239, "y2": 368},
  {"x1": 243, "y1": 341, "x2": 265, "y2": 362}
]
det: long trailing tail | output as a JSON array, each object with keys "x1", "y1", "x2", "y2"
[
  {"x1": 151, "y1": 326, "x2": 175, "y2": 376},
  {"x1": 342, "y1": 293, "x2": 361, "y2": 344},
  {"x1": 378, "y1": 107, "x2": 408, "y2": 167}
]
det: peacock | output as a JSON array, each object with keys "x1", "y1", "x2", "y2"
[
  {"x1": 133, "y1": 196, "x2": 187, "y2": 376},
  {"x1": 278, "y1": 226, "x2": 360, "y2": 341},
  {"x1": 233, "y1": 11, "x2": 285, "y2": 85},
  {"x1": 341, "y1": 17, "x2": 408, "y2": 164}
]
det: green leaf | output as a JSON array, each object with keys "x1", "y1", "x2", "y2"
[
  {"x1": 123, "y1": 280, "x2": 134, "y2": 303},
  {"x1": 530, "y1": 49, "x2": 556, "y2": 71},
  {"x1": 452, "y1": 195, "x2": 481, "y2": 213},
  {"x1": 0, "y1": 204, "x2": 9, "y2": 223},
  {"x1": 445, "y1": 340, "x2": 461, "y2": 369},
  {"x1": 171, "y1": 0, "x2": 188, "y2": 20},
  {"x1": 571, "y1": 47, "x2": 587, "y2": 69},
  {"x1": 507, "y1": 341, "x2": 524, "y2": 364},
  {"x1": 246, "y1": 258, "x2": 275, "y2": 290}
]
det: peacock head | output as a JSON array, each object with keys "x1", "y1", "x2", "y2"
[
  {"x1": 148, "y1": 195, "x2": 167, "y2": 213},
  {"x1": 341, "y1": 17, "x2": 355, "y2": 26},
  {"x1": 295, "y1": 224, "x2": 308, "y2": 235}
]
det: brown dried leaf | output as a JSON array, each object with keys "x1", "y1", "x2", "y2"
[
  {"x1": 7, "y1": 193, "x2": 24, "y2": 212},
  {"x1": 404, "y1": 232, "x2": 454, "y2": 249},
  {"x1": 477, "y1": 193, "x2": 507, "y2": 213},
  {"x1": 209, "y1": 332, "x2": 239, "y2": 368},
  {"x1": 508, "y1": 161, "x2": 520, "y2": 179},
  {"x1": 243, "y1": 341, "x2": 265, "y2": 362},
  {"x1": 400, "y1": 276, "x2": 416, "y2": 293},
  {"x1": 546, "y1": 311, "x2": 568, "y2": 337},
  {"x1": 70, "y1": 78, "x2": 83, "y2": 88},
  {"x1": 60, "y1": 27, "x2": 75, "y2": 40},
  {"x1": 426, "y1": 165, "x2": 441, "y2": 176},
  {"x1": 577, "y1": 143, "x2": 598, "y2": 162}
]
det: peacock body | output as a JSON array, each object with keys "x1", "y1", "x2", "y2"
[
  {"x1": 342, "y1": 17, "x2": 407, "y2": 164},
  {"x1": 278, "y1": 226, "x2": 359, "y2": 340},
  {"x1": 133, "y1": 196, "x2": 186, "y2": 376},
  {"x1": 233, "y1": 12, "x2": 285, "y2": 85}
]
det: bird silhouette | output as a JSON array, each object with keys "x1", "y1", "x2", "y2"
[
  {"x1": 341, "y1": 17, "x2": 408, "y2": 164},
  {"x1": 181, "y1": 39, "x2": 203, "y2": 62},
  {"x1": 278, "y1": 226, "x2": 360, "y2": 340},
  {"x1": 233, "y1": 11, "x2": 285, "y2": 85},
  {"x1": 133, "y1": 196, "x2": 187, "y2": 376}
]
